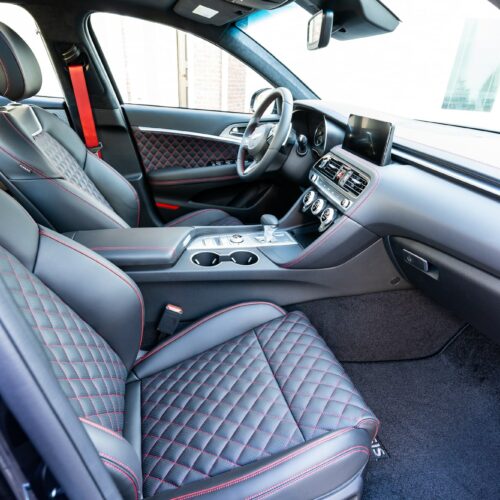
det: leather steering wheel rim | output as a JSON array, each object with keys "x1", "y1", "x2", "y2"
[{"x1": 236, "y1": 87, "x2": 293, "y2": 181}]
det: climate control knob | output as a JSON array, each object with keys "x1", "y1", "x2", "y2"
[
  {"x1": 319, "y1": 207, "x2": 336, "y2": 232},
  {"x1": 302, "y1": 190, "x2": 317, "y2": 212},
  {"x1": 311, "y1": 198, "x2": 326, "y2": 216}
]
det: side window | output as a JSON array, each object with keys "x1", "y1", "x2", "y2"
[
  {"x1": 0, "y1": 4, "x2": 63, "y2": 98},
  {"x1": 91, "y1": 13, "x2": 270, "y2": 113}
]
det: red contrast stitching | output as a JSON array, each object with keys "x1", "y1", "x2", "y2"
[
  {"x1": 134, "y1": 301, "x2": 286, "y2": 367},
  {"x1": 355, "y1": 417, "x2": 380, "y2": 439},
  {"x1": 94, "y1": 155, "x2": 141, "y2": 227},
  {"x1": 282, "y1": 168, "x2": 381, "y2": 268},
  {"x1": 99, "y1": 453, "x2": 140, "y2": 488},
  {"x1": 0, "y1": 116, "x2": 127, "y2": 229},
  {"x1": 102, "y1": 459, "x2": 138, "y2": 500},
  {"x1": 79, "y1": 417, "x2": 126, "y2": 441},
  {"x1": 39, "y1": 230, "x2": 144, "y2": 347},
  {"x1": 247, "y1": 446, "x2": 369, "y2": 500},
  {"x1": 150, "y1": 174, "x2": 239, "y2": 186},
  {"x1": 90, "y1": 246, "x2": 173, "y2": 252},
  {"x1": 171, "y1": 427, "x2": 356, "y2": 500},
  {"x1": 164, "y1": 208, "x2": 221, "y2": 227}
]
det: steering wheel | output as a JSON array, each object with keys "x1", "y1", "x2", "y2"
[{"x1": 237, "y1": 87, "x2": 294, "y2": 181}]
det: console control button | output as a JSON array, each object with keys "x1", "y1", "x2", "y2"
[
  {"x1": 302, "y1": 190, "x2": 317, "y2": 212},
  {"x1": 319, "y1": 207, "x2": 336, "y2": 232},
  {"x1": 230, "y1": 234, "x2": 244, "y2": 244},
  {"x1": 311, "y1": 198, "x2": 326, "y2": 216},
  {"x1": 341, "y1": 198, "x2": 351, "y2": 209}
]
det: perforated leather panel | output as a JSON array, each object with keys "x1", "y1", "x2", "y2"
[
  {"x1": 133, "y1": 129, "x2": 239, "y2": 172},
  {"x1": 33, "y1": 132, "x2": 112, "y2": 209},
  {"x1": 0, "y1": 246, "x2": 127, "y2": 433},
  {"x1": 140, "y1": 311, "x2": 376, "y2": 496}
]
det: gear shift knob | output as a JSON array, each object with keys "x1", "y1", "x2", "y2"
[{"x1": 261, "y1": 214, "x2": 278, "y2": 243}]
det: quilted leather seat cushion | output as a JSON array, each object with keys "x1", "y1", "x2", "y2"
[{"x1": 136, "y1": 308, "x2": 378, "y2": 497}]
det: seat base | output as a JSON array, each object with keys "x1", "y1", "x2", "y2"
[{"x1": 131, "y1": 303, "x2": 378, "y2": 499}]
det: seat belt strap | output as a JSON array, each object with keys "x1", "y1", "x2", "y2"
[{"x1": 67, "y1": 64, "x2": 102, "y2": 158}]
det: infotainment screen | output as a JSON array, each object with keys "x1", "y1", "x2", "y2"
[{"x1": 342, "y1": 114, "x2": 395, "y2": 166}]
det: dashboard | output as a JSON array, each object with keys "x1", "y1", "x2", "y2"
[{"x1": 282, "y1": 100, "x2": 500, "y2": 345}]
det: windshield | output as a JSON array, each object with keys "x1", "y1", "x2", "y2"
[{"x1": 238, "y1": 0, "x2": 500, "y2": 133}]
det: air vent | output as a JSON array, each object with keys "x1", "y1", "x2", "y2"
[
  {"x1": 321, "y1": 159, "x2": 342, "y2": 181},
  {"x1": 343, "y1": 171, "x2": 368, "y2": 197}
]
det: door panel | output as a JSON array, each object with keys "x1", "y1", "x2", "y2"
[
  {"x1": 124, "y1": 104, "x2": 297, "y2": 224},
  {"x1": 133, "y1": 128, "x2": 240, "y2": 172}
]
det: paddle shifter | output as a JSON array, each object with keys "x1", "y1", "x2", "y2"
[{"x1": 261, "y1": 214, "x2": 279, "y2": 243}]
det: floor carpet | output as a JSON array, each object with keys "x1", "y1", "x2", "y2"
[{"x1": 344, "y1": 327, "x2": 500, "y2": 499}]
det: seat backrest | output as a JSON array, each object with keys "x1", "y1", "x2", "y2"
[
  {"x1": 0, "y1": 22, "x2": 140, "y2": 233},
  {"x1": 0, "y1": 189, "x2": 143, "y2": 498}
]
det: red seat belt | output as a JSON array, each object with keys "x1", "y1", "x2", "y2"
[{"x1": 68, "y1": 64, "x2": 102, "y2": 158}]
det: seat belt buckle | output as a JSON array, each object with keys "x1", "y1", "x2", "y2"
[
  {"x1": 89, "y1": 142, "x2": 103, "y2": 156},
  {"x1": 157, "y1": 304, "x2": 183, "y2": 341}
]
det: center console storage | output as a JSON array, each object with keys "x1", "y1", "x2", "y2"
[{"x1": 68, "y1": 227, "x2": 192, "y2": 269}]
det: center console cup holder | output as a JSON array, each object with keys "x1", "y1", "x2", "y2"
[
  {"x1": 192, "y1": 252, "x2": 220, "y2": 267},
  {"x1": 230, "y1": 251, "x2": 258, "y2": 266},
  {"x1": 192, "y1": 251, "x2": 258, "y2": 267}
]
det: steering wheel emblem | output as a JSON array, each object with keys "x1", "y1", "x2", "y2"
[{"x1": 236, "y1": 87, "x2": 293, "y2": 181}]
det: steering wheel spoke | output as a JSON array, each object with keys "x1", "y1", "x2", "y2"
[{"x1": 236, "y1": 87, "x2": 293, "y2": 181}]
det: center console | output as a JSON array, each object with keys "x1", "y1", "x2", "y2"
[
  {"x1": 65, "y1": 118, "x2": 403, "y2": 342},
  {"x1": 303, "y1": 150, "x2": 373, "y2": 230}
]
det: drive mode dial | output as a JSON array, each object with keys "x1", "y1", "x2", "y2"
[
  {"x1": 302, "y1": 190, "x2": 317, "y2": 212},
  {"x1": 311, "y1": 198, "x2": 326, "y2": 216},
  {"x1": 319, "y1": 207, "x2": 336, "y2": 232}
]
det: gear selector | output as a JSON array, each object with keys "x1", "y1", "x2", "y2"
[{"x1": 261, "y1": 214, "x2": 279, "y2": 243}]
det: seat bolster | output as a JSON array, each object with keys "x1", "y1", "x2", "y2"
[
  {"x1": 0, "y1": 190, "x2": 39, "y2": 270},
  {"x1": 150, "y1": 427, "x2": 371, "y2": 500},
  {"x1": 133, "y1": 302, "x2": 286, "y2": 379},
  {"x1": 85, "y1": 152, "x2": 140, "y2": 228},
  {"x1": 34, "y1": 228, "x2": 144, "y2": 369},
  {"x1": 81, "y1": 418, "x2": 143, "y2": 500}
]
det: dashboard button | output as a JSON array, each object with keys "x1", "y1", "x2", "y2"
[
  {"x1": 230, "y1": 234, "x2": 244, "y2": 244},
  {"x1": 311, "y1": 198, "x2": 326, "y2": 216},
  {"x1": 341, "y1": 198, "x2": 351, "y2": 209}
]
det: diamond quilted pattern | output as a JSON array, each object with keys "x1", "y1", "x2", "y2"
[
  {"x1": 0, "y1": 246, "x2": 127, "y2": 433},
  {"x1": 140, "y1": 311, "x2": 377, "y2": 496},
  {"x1": 256, "y1": 311, "x2": 376, "y2": 440},
  {"x1": 33, "y1": 132, "x2": 112, "y2": 209},
  {"x1": 133, "y1": 129, "x2": 239, "y2": 172},
  {"x1": 141, "y1": 331, "x2": 304, "y2": 496}
]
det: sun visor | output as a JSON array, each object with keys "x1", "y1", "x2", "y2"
[{"x1": 173, "y1": 0, "x2": 287, "y2": 26}]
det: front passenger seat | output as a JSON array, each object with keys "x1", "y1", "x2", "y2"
[
  {"x1": 0, "y1": 22, "x2": 242, "y2": 232},
  {"x1": 0, "y1": 189, "x2": 378, "y2": 499}
]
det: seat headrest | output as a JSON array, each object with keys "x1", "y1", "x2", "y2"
[{"x1": 0, "y1": 22, "x2": 42, "y2": 101}]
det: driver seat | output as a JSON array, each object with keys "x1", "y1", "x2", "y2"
[{"x1": 0, "y1": 22, "x2": 242, "y2": 232}]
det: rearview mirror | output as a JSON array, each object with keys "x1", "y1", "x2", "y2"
[{"x1": 307, "y1": 10, "x2": 334, "y2": 50}]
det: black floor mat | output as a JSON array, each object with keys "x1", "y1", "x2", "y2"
[{"x1": 344, "y1": 327, "x2": 500, "y2": 499}]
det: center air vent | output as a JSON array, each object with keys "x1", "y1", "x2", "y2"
[
  {"x1": 320, "y1": 159, "x2": 342, "y2": 181},
  {"x1": 343, "y1": 171, "x2": 368, "y2": 197}
]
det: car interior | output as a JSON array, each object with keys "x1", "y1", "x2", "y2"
[{"x1": 0, "y1": 0, "x2": 499, "y2": 499}]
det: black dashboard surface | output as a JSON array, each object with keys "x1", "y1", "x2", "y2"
[{"x1": 292, "y1": 100, "x2": 500, "y2": 278}]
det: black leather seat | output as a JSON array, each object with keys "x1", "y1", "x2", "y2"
[
  {"x1": 0, "y1": 189, "x2": 379, "y2": 499},
  {"x1": 0, "y1": 22, "x2": 243, "y2": 232}
]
